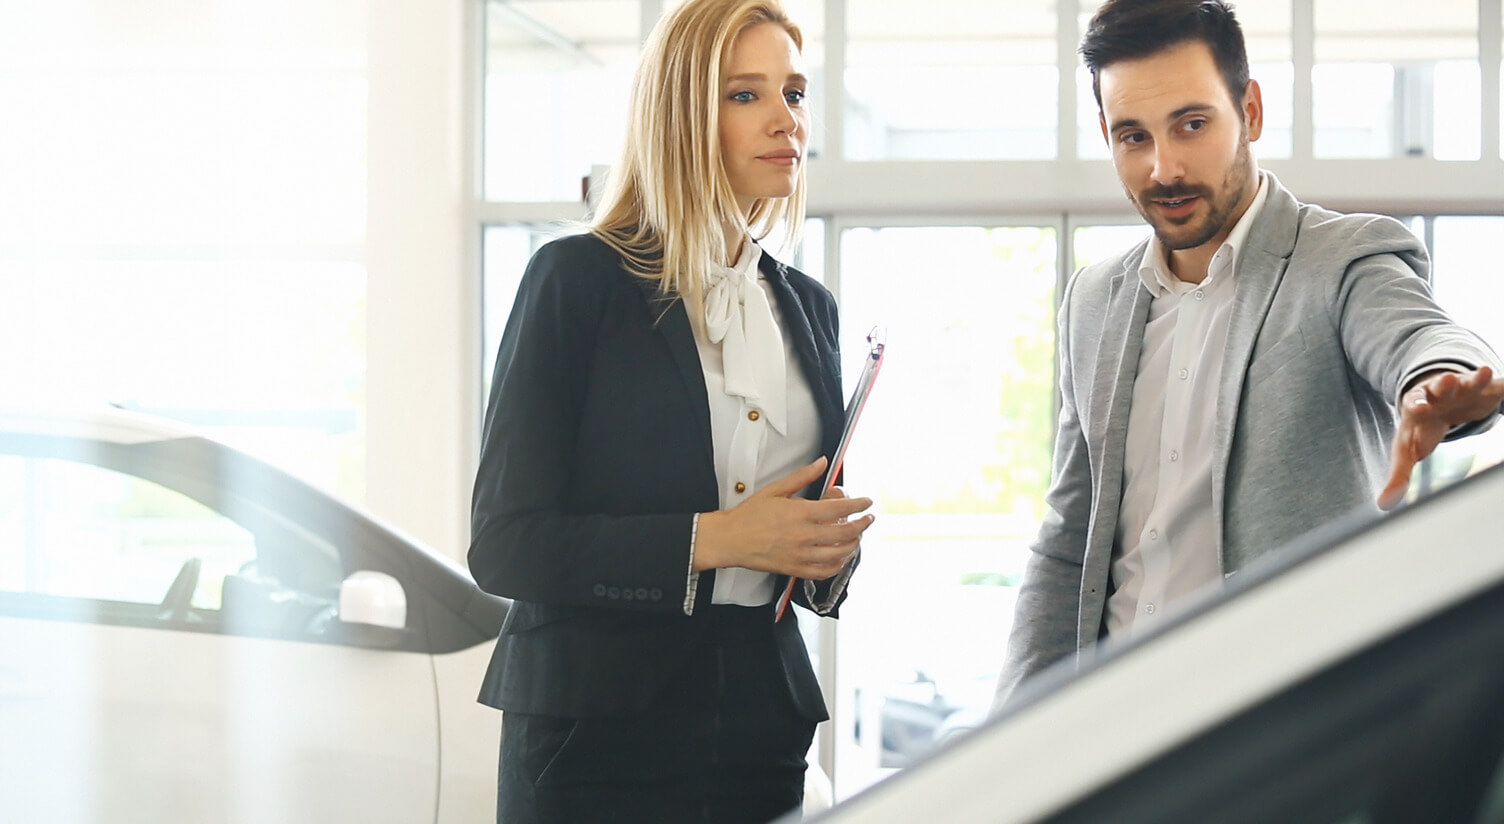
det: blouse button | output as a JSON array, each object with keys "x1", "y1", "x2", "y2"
[
  {"x1": 734, "y1": 482, "x2": 747, "y2": 494},
  {"x1": 748, "y1": 410, "x2": 760, "y2": 422}
]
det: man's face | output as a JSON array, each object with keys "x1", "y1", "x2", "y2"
[{"x1": 1097, "y1": 40, "x2": 1262, "y2": 256}]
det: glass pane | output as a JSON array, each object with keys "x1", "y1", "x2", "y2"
[
  {"x1": 482, "y1": 226, "x2": 573, "y2": 398},
  {"x1": 484, "y1": 0, "x2": 641, "y2": 201},
  {"x1": 846, "y1": 0, "x2": 1057, "y2": 160},
  {"x1": 832, "y1": 224, "x2": 1057, "y2": 795},
  {"x1": 0, "y1": 455, "x2": 256, "y2": 610},
  {"x1": 1073, "y1": 223, "x2": 1152, "y2": 270},
  {"x1": 798, "y1": 217, "x2": 825, "y2": 283},
  {"x1": 0, "y1": 1, "x2": 369, "y2": 501},
  {"x1": 1313, "y1": 62, "x2": 1395, "y2": 157},
  {"x1": 0, "y1": 261, "x2": 367, "y2": 499},
  {"x1": 1314, "y1": 0, "x2": 1478, "y2": 159},
  {"x1": 1429, "y1": 216, "x2": 1504, "y2": 479},
  {"x1": 1433, "y1": 60, "x2": 1481, "y2": 160},
  {"x1": 1075, "y1": 1, "x2": 1291, "y2": 160}
]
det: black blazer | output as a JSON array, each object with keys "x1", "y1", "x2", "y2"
[{"x1": 469, "y1": 232, "x2": 848, "y2": 722}]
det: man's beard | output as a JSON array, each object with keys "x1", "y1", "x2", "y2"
[{"x1": 1130, "y1": 135, "x2": 1254, "y2": 252}]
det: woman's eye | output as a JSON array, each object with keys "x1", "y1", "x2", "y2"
[
  {"x1": 729, "y1": 90, "x2": 755, "y2": 103},
  {"x1": 785, "y1": 89, "x2": 806, "y2": 104}
]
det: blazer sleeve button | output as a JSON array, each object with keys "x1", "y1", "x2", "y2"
[
  {"x1": 607, "y1": 587, "x2": 620, "y2": 600},
  {"x1": 593, "y1": 584, "x2": 606, "y2": 597}
]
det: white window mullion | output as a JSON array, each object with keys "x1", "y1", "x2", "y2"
[
  {"x1": 1482, "y1": 0, "x2": 1502, "y2": 159},
  {"x1": 1293, "y1": 0, "x2": 1315, "y2": 161},
  {"x1": 1057, "y1": 0, "x2": 1081, "y2": 162},
  {"x1": 823, "y1": 0, "x2": 847, "y2": 164}
]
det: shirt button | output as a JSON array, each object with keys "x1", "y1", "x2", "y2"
[
  {"x1": 734, "y1": 481, "x2": 746, "y2": 494},
  {"x1": 1194, "y1": 290, "x2": 1205, "y2": 301},
  {"x1": 748, "y1": 410, "x2": 760, "y2": 421},
  {"x1": 1178, "y1": 368, "x2": 1189, "y2": 380},
  {"x1": 1144, "y1": 603, "x2": 1156, "y2": 615},
  {"x1": 1148, "y1": 528, "x2": 1159, "y2": 541},
  {"x1": 1169, "y1": 450, "x2": 1179, "y2": 462}
]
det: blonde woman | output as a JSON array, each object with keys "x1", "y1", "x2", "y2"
[{"x1": 468, "y1": 0, "x2": 873, "y2": 820}]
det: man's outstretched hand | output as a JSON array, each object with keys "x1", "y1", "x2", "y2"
[{"x1": 1379, "y1": 366, "x2": 1504, "y2": 510}]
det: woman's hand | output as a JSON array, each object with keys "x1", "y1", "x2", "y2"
[{"x1": 693, "y1": 456, "x2": 874, "y2": 579}]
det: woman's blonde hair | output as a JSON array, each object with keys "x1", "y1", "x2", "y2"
[{"x1": 590, "y1": 0, "x2": 806, "y2": 319}]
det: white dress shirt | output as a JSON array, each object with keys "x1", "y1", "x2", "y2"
[
  {"x1": 1105, "y1": 177, "x2": 1270, "y2": 638},
  {"x1": 683, "y1": 241, "x2": 821, "y2": 613}
]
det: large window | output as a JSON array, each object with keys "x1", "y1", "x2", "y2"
[
  {"x1": 476, "y1": 0, "x2": 1504, "y2": 803},
  {"x1": 0, "y1": 1, "x2": 369, "y2": 501},
  {"x1": 845, "y1": 0, "x2": 1057, "y2": 160},
  {"x1": 830, "y1": 222, "x2": 1057, "y2": 792},
  {"x1": 483, "y1": 0, "x2": 641, "y2": 202},
  {"x1": 1314, "y1": 0, "x2": 1481, "y2": 159}
]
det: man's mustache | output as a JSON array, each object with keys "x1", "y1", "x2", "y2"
[{"x1": 1139, "y1": 183, "x2": 1210, "y2": 201}]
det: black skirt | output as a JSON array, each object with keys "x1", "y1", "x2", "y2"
[{"x1": 496, "y1": 605, "x2": 818, "y2": 824}]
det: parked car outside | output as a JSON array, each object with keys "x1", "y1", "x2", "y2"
[{"x1": 0, "y1": 407, "x2": 508, "y2": 823}]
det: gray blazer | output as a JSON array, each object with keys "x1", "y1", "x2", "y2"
[{"x1": 995, "y1": 171, "x2": 1501, "y2": 705}]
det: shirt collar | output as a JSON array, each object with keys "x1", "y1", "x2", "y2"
[{"x1": 1138, "y1": 172, "x2": 1269, "y2": 297}]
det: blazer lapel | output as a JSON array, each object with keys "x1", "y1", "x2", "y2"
[
  {"x1": 760, "y1": 253, "x2": 844, "y2": 442},
  {"x1": 1088, "y1": 255, "x2": 1153, "y2": 544},
  {"x1": 1211, "y1": 171, "x2": 1298, "y2": 559},
  {"x1": 631, "y1": 277, "x2": 716, "y2": 472}
]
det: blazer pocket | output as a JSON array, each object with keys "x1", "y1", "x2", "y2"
[{"x1": 1245, "y1": 324, "x2": 1309, "y2": 388}]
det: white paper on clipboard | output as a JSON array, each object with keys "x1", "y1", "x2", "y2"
[{"x1": 775, "y1": 327, "x2": 886, "y2": 622}]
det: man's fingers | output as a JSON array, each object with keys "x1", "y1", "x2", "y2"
[{"x1": 1379, "y1": 421, "x2": 1417, "y2": 511}]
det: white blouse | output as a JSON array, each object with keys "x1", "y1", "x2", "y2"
[{"x1": 683, "y1": 241, "x2": 821, "y2": 612}]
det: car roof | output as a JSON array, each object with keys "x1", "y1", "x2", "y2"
[{"x1": 806, "y1": 460, "x2": 1504, "y2": 823}]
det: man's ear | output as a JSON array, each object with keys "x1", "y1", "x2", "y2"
[{"x1": 1242, "y1": 78, "x2": 1264, "y2": 141}]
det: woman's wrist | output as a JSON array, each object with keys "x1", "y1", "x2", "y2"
[{"x1": 691, "y1": 510, "x2": 726, "y2": 572}]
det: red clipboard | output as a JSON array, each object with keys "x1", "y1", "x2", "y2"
[{"x1": 774, "y1": 327, "x2": 886, "y2": 622}]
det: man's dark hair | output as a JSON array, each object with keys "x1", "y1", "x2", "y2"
[{"x1": 1081, "y1": 0, "x2": 1251, "y2": 111}]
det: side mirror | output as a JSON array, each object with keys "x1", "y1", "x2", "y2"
[{"x1": 339, "y1": 570, "x2": 408, "y2": 630}]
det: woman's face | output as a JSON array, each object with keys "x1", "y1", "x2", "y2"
[{"x1": 718, "y1": 22, "x2": 810, "y2": 215}]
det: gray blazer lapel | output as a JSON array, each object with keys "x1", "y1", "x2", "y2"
[
  {"x1": 1088, "y1": 258, "x2": 1153, "y2": 557},
  {"x1": 1211, "y1": 172, "x2": 1299, "y2": 562}
]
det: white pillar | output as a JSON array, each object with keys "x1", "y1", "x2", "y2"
[{"x1": 365, "y1": 0, "x2": 478, "y2": 561}]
